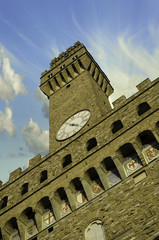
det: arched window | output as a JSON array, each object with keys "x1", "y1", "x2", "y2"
[
  {"x1": 86, "y1": 168, "x2": 104, "y2": 197},
  {"x1": 111, "y1": 120, "x2": 123, "y2": 134},
  {"x1": 85, "y1": 220, "x2": 105, "y2": 240},
  {"x1": 86, "y1": 138, "x2": 97, "y2": 151},
  {"x1": 102, "y1": 157, "x2": 121, "y2": 187},
  {"x1": 20, "y1": 207, "x2": 38, "y2": 238},
  {"x1": 40, "y1": 170, "x2": 48, "y2": 183},
  {"x1": 36, "y1": 197, "x2": 55, "y2": 229},
  {"x1": 70, "y1": 178, "x2": 87, "y2": 208},
  {"x1": 119, "y1": 143, "x2": 142, "y2": 176},
  {"x1": 4, "y1": 218, "x2": 20, "y2": 239},
  {"x1": 137, "y1": 102, "x2": 151, "y2": 116},
  {"x1": 138, "y1": 130, "x2": 159, "y2": 163},
  {"x1": 54, "y1": 188, "x2": 71, "y2": 218},
  {"x1": 62, "y1": 154, "x2": 72, "y2": 168},
  {"x1": 21, "y1": 183, "x2": 28, "y2": 195},
  {"x1": 0, "y1": 196, "x2": 8, "y2": 209}
]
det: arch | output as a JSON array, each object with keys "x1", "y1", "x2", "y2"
[
  {"x1": 86, "y1": 168, "x2": 104, "y2": 197},
  {"x1": 118, "y1": 143, "x2": 142, "y2": 176},
  {"x1": 20, "y1": 207, "x2": 38, "y2": 239},
  {"x1": 138, "y1": 130, "x2": 159, "y2": 163},
  {"x1": 40, "y1": 170, "x2": 48, "y2": 183},
  {"x1": 69, "y1": 178, "x2": 87, "y2": 208},
  {"x1": 62, "y1": 154, "x2": 72, "y2": 168},
  {"x1": 85, "y1": 220, "x2": 106, "y2": 240},
  {"x1": 0, "y1": 196, "x2": 8, "y2": 209},
  {"x1": 101, "y1": 157, "x2": 121, "y2": 187},
  {"x1": 137, "y1": 102, "x2": 151, "y2": 116},
  {"x1": 36, "y1": 196, "x2": 56, "y2": 229},
  {"x1": 21, "y1": 183, "x2": 28, "y2": 195},
  {"x1": 3, "y1": 218, "x2": 20, "y2": 239},
  {"x1": 111, "y1": 120, "x2": 123, "y2": 134},
  {"x1": 54, "y1": 188, "x2": 71, "y2": 218},
  {"x1": 86, "y1": 138, "x2": 97, "y2": 151}
]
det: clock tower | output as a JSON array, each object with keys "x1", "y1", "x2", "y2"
[{"x1": 40, "y1": 41, "x2": 113, "y2": 153}]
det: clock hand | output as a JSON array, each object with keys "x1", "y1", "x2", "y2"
[{"x1": 69, "y1": 123, "x2": 78, "y2": 127}]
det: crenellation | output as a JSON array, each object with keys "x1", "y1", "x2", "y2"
[
  {"x1": 112, "y1": 95, "x2": 127, "y2": 109},
  {"x1": 9, "y1": 167, "x2": 22, "y2": 182},
  {"x1": 28, "y1": 154, "x2": 42, "y2": 168},
  {"x1": 50, "y1": 41, "x2": 83, "y2": 68},
  {"x1": 136, "y1": 78, "x2": 151, "y2": 91}
]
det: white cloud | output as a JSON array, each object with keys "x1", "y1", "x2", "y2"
[
  {"x1": 0, "y1": 107, "x2": 16, "y2": 136},
  {"x1": 0, "y1": 46, "x2": 28, "y2": 102},
  {"x1": 35, "y1": 88, "x2": 49, "y2": 118},
  {"x1": 21, "y1": 118, "x2": 49, "y2": 155},
  {"x1": 72, "y1": 15, "x2": 159, "y2": 101}
]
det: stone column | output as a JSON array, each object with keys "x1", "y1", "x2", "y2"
[
  {"x1": 152, "y1": 130, "x2": 159, "y2": 143},
  {"x1": 49, "y1": 196, "x2": 61, "y2": 221},
  {"x1": 113, "y1": 156, "x2": 127, "y2": 180},
  {"x1": 65, "y1": 187, "x2": 76, "y2": 211},
  {"x1": 35, "y1": 210, "x2": 43, "y2": 231},
  {"x1": 81, "y1": 178, "x2": 93, "y2": 201},
  {"x1": 96, "y1": 166, "x2": 109, "y2": 190},
  {"x1": 133, "y1": 142, "x2": 147, "y2": 166},
  {"x1": 17, "y1": 218, "x2": 26, "y2": 240},
  {"x1": 1, "y1": 229, "x2": 9, "y2": 240}
]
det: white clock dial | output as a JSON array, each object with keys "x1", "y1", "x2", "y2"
[{"x1": 56, "y1": 110, "x2": 90, "y2": 140}]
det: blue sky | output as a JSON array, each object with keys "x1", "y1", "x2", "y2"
[{"x1": 0, "y1": 0, "x2": 159, "y2": 184}]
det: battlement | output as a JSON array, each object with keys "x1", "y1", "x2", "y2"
[
  {"x1": 50, "y1": 41, "x2": 83, "y2": 68},
  {"x1": 40, "y1": 42, "x2": 113, "y2": 98}
]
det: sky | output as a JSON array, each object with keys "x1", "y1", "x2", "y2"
[{"x1": 0, "y1": 0, "x2": 159, "y2": 184}]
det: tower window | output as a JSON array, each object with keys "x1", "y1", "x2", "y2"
[
  {"x1": 0, "y1": 196, "x2": 8, "y2": 209},
  {"x1": 62, "y1": 154, "x2": 72, "y2": 168},
  {"x1": 112, "y1": 120, "x2": 123, "y2": 134},
  {"x1": 86, "y1": 138, "x2": 97, "y2": 151},
  {"x1": 40, "y1": 170, "x2": 48, "y2": 183},
  {"x1": 48, "y1": 226, "x2": 53, "y2": 233},
  {"x1": 21, "y1": 183, "x2": 28, "y2": 195},
  {"x1": 138, "y1": 102, "x2": 151, "y2": 116}
]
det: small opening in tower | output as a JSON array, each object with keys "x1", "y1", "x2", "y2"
[
  {"x1": 0, "y1": 196, "x2": 8, "y2": 209},
  {"x1": 40, "y1": 170, "x2": 48, "y2": 183},
  {"x1": 137, "y1": 102, "x2": 151, "y2": 116},
  {"x1": 63, "y1": 154, "x2": 72, "y2": 168},
  {"x1": 66, "y1": 84, "x2": 70, "y2": 88},
  {"x1": 86, "y1": 138, "x2": 97, "y2": 151},
  {"x1": 48, "y1": 226, "x2": 53, "y2": 233},
  {"x1": 112, "y1": 120, "x2": 123, "y2": 134},
  {"x1": 21, "y1": 183, "x2": 28, "y2": 195}
]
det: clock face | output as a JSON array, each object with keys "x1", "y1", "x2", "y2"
[{"x1": 56, "y1": 110, "x2": 90, "y2": 140}]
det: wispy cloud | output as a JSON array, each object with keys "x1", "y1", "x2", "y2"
[
  {"x1": 21, "y1": 118, "x2": 49, "y2": 155},
  {"x1": 0, "y1": 106, "x2": 16, "y2": 136},
  {"x1": 72, "y1": 14, "x2": 159, "y2": 101},
  {"x1": 0, "y1": 45, "x2": 28, "y2": 103}
]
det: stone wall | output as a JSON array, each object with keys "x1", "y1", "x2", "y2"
[{"x1": 0, "y1": 75, "x2": 159, "y2": 239}]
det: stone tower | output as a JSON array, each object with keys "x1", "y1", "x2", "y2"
[
  {"x1": 0, "y1": 42, "x2": 159, "y2": 240},
  {"x1": 40, "y1": 41, "x2": 113, "y2": 153}
]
